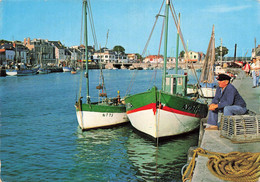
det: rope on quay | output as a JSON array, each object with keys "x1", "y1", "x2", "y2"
[{"x1": 182, "y1": 147, "x2": 260, "y2": 182}]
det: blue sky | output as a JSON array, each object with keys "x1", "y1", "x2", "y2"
[{"x1": 1, "y1": 0, "x2": 259, "y2": 57}]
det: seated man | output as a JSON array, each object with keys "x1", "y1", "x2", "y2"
[{"x1": 206, "y1": 74, "x2": 247, "y2": 130}]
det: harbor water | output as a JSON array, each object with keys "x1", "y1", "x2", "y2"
[{"x1": 1, "y1": 69, "x2": 200, "y2": 182}]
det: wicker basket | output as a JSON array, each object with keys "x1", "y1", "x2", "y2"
[{"x1": 220, "y1": 114, "x2": 260, "y2": 143}]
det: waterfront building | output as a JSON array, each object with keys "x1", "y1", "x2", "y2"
[
  {"x1": 127, "y1": 53, "x2": 137, "y2": 62},
  {"x1": 92, "y1": 47, "x2": 128, "y2": 63},
  {"x1": 143, "y1": 55, "x2": 163, "y2": 63},
  {"x1": 167, "y1": 57, "x2": 176, "y2": 63},
  {"x1": 93, "y1": 48, "x2": 115, "y2": 63},
  {"x1": 0, "y1": 43, "x2": 15, "y2": 66},
  {"x1": 68, "y1": 47, "x2": 82, "y2": 67},
  {"x1": 49, "y1": 41, "x2": 66, "y2": 65},
  {"x1": 0, "y1": 42, "x2": 29, "y2": 66},
  {"x1": 115, "y1": 54, "x2": 128, "y2": 63},
  {"x1": 184, "y1": 51, "x2": 199, "y2": 62},
  {"x1": 13, "y1": 42, "x2": 29, "y2": 64},
  {"x1": 24, "y1": 38, "x2": 56, "y2": 66}
]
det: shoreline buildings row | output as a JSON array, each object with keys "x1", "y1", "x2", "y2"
[
  {"x1": 0, "y1": 38, "x2": 206, "y2": 68},
  {"x1": 1, "y1": 38, "x2": 259, "y2": 68}
]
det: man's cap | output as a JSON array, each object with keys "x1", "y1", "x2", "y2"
[{"x1": 216, "y1": 74, "x2": 231, "y2": 81}]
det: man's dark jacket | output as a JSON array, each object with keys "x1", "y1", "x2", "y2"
[{"x1": 212, "y1": 83, "x2": 246, "y2": 110}]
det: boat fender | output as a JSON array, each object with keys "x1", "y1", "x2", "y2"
[
  {"x1": 156, "y1": 101, "x2": 164, "y2": 109},
  {"x1": 96, "y1": 85, "x2": 103, "y2": 89},
  {"x1": 117, "y1": 91, "x2": 121, "y2": 104},
  {"x1": 99, "y1": 93, "x2": 107, "y2": 97}
]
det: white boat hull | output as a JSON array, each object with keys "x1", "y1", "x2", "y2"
[
  {"x1": 6, "y1": 71, "x2": 18, "y2": 76},
  {"x1": 198, "y1": 87, "x2": 216, "y2": 98},
  {"x1": 76, "y1": 110, "x2": 128, "y2": 130},
  {"x1": 127, "y1": 108, "x2": 200, "y2": 138},
  {"x1": 6, "y1": 69, "x2": 37, "y2": 76},
  {"x1": 63, "y1": 67, "x2": 72, "y2": 72}
]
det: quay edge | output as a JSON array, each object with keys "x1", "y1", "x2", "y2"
[{"x1": 189, "y1": 69, "x2": 260, "y2": 182}]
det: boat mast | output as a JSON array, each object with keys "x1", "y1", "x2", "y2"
[
  {"x1": 83, "y1": 0, "x2": 90, "y2": 103},
  {"x1": 175, "y1": 13, "x2": 180, "y2": 74},
  {"x1": 162, "y1": 0, "x2": 170, "y2": 91}
]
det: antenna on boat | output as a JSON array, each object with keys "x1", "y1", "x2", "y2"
[
  {"x1": 83, "y1": 0, "x2": 90, "y2": 103},
  {"x1": 175, "y1": 13, "x2": 180, "y2": 74},
  {"x1": 162, "y1": 0, "x2": 170, "y2": 91},
  {"x1": 105, "y1": 29, "x2": 109, "y2": 48}
]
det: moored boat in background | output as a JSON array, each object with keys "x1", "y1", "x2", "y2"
[
  {"x1": 63, "y1": 66, "x2": 72, "y2": 72},
  {"x1": 198, "y1": 25, "x2": 217, "y2": 98},
  {"x1": 6, "y1": 63, "x2": 38, "y2": 76}
]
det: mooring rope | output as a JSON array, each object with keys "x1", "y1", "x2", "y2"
[{"x1": 182, "y1": 147, "x2": 260, "y2": 182}]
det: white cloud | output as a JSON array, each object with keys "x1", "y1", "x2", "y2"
[{"x1": 204, "y1": 4, "x2": 251, "y2": 13}]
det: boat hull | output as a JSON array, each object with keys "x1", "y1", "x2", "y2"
[
  {"x1": 198, "y1": 87, "x2": 216, "y2": 98},
  {"x1": 75, "y1": 102, "x2": 129, "y2": 130},
  {"x1": 63, "y1": 67, "x2": 72, "y2": 72},
  {"x1": 6, "y1": 69, "x2": 38, "y2": 76},
  {"x1": 38, "y1": 68, "x2": 51, "y2": 74},
  {"x1": 124, "y1": 86, "x2": 208, "y2": 138}
]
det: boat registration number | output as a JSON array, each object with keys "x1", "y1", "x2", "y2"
[
  {"x1": 182, "y1": 104, "x2": 200, "y2": 113},
  {"x1": 102, "y1": 113, "x2": 113, "y2": 117}
]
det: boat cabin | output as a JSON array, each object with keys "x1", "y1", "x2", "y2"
[{"x1": 165, "y1": 74, "x2": 187, "y2": 96}]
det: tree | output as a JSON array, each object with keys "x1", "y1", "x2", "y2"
[
  {"x1": 179, "y1": 50, "x2": 185, "y2": 58},
  {"x1": 113, "y1": 45, "x2": 125, "y2": 55},
  {"x1": 215, "y1": 46, "x2": 228, "y2": 59},
  {"x1": 135, "y1": 53, "x2": 142, "y2": 60}
]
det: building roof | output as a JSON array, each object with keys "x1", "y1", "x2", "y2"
[
  {"x1": 0, "y1": 43, "x2": 13, "y2": 50},
  {"x1": 145, "y1": 55, "x2": 163, "y2": 59},
  {"x1": 49, "y1": 41, "x2": 65, "y2": 49}
]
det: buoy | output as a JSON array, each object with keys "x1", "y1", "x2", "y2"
[
  {"x1": 99, "y1": 93, "x2": 107, "y2": 97},
  {"x1": 96, "y1": 85, "x2": 103, "y2": 89}
]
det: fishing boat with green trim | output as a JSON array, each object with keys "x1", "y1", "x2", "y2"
[
  {"x1": 75, "y1": 0, "x2": 128, "y2": 130},
  {"x1": 124, "y1": 0, "x2": 208, "y2": 139}
]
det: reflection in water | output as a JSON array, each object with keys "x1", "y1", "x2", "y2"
[
  {"x1": 73, "y1": 124, "x2": 198, "y2": 182},
  {"x1": 126, "y1": 130, "x2": 199, "y2": 182},
  {"x1": 73, "y1": 124, "x2": 138, "y2": 181}
]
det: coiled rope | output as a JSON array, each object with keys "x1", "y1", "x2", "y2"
[{"x1": 182, "y1": 147, "x2": 260, "y2": 182}]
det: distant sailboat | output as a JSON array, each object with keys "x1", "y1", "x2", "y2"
[
  {"x1": 75, "y1": 0, "x2": 128, "y2": 130},
  {"x1": 37, "y1": 48, "x2": 51, "y2": 74},
  {"x1": 199, "y1": 25, "x2": 217, "y2": 98}
]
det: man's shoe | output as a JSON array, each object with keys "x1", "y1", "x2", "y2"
[
  {"x1": 205, "y1": 125, "x2": 218, "y2": 130},
  {"x1": 252, "y1": 86, "x2": 256, "y2": 88}
]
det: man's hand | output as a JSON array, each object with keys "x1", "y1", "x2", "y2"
[{"x1": 209, "y1": 103, "x2": 218, "y2": 111}]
